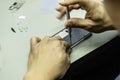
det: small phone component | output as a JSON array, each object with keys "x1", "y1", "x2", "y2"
[{"x1": 8, "y1": 0, "x2": 25, "y2": 11}]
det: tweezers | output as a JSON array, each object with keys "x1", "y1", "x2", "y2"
[{"x1": 66, "y1": 6, "x2": 72, "y2": 53}]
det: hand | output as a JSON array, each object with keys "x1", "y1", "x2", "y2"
[
  {"x1": 56, "y1": 0, "x2": 115, "y2": 33},
  {"x1": 24, "y1": 36, "x2": 70, "y2": 80}
]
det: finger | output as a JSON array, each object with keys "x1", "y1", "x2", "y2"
[
  {"x1": 56, "y1": 4, "x2": 80, "y2": 12},
  {"x1": 65, "y1": 18, "x2": 97, "y2": 30},
  {"x1": 41, "y1": 36, "x2": 51, "y2": 43},
  {"x1": 56, "y1": 5, "x2": 65, "y2": 12},
  {"x1": 59, "y1": 0, "x2": 80, "y2": 6},
  {"x1": 30, "y1": 37, "x2": 41, "y2": 49},
  {"x1": 69, "y1": 4, "x2": 80, "y2": 10},
  {"x1": 62, "y1": 41, "x2": 70, "y2": 47},
  {"x1": 56, "y1": 6, "x2": 66, "y2": 19},
  {"x1": 56, "y1": 4, "x2": 80, "y2": 19},
  {"x1": 59, "y1": 0, "x2": 94, "y2": 11},
  {"x1": 61, "y1": 40, "x2": 70, "y2": 53},
  {"x1": 59, "y1": 0, "x2": 86, "y2": 6},
  {"x1": 51, "y1": 36, "x2": 63, "y2": 40}
]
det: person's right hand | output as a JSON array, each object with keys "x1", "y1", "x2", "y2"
[{"x1": 56, "y1": 0, "x2": 115, "y2": 33}]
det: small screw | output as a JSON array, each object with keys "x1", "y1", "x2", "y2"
[{"x1": 11, "y1": 27, "x2": 16, "y2": 33}]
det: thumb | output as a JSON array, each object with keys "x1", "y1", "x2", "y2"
[
  {"x1": 30, "y1": 37, "x2": 41, "y2": 49},
  {"x1": 65, "y1": 18, "x2": 97, "y2": 30}
]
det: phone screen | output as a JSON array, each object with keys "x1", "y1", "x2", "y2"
[{"x1": 52, "y1": 28, "x2": 92, "y2": 48}]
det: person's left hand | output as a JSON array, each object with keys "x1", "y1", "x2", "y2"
[{"x1": 24, "y1": 36, "x2": 70, "y2": 80}]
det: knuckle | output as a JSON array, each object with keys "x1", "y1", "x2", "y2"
[
  {"x1": 54, "y1": 40, "x2": 61, "y2": 46},
  {"x1": 63, "y1": 41, "x2": 70, "y2": 47},
  {"x1": 43, "y1": 36, "x2": 50, "y2": 40}
]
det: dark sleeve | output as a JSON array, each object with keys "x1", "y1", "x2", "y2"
[{"x1": 60, "y1": 36, "x2": 120, "y2": 80}]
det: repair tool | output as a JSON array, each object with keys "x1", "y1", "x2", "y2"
[{"x1": 66, "y1": 6, "x2": 72, "y2": 53}]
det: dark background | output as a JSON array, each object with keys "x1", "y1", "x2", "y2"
[{"x1": 60, "y1": 36, "x2": 120, "y2": 80}]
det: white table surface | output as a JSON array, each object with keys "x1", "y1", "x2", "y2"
[{"x1": 0, "y1": 0, "x2": 119, "y2": 80}]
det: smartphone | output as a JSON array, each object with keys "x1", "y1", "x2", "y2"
[{"x1": 52, "y1": 28, "x2": 92, "y2": 48}]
